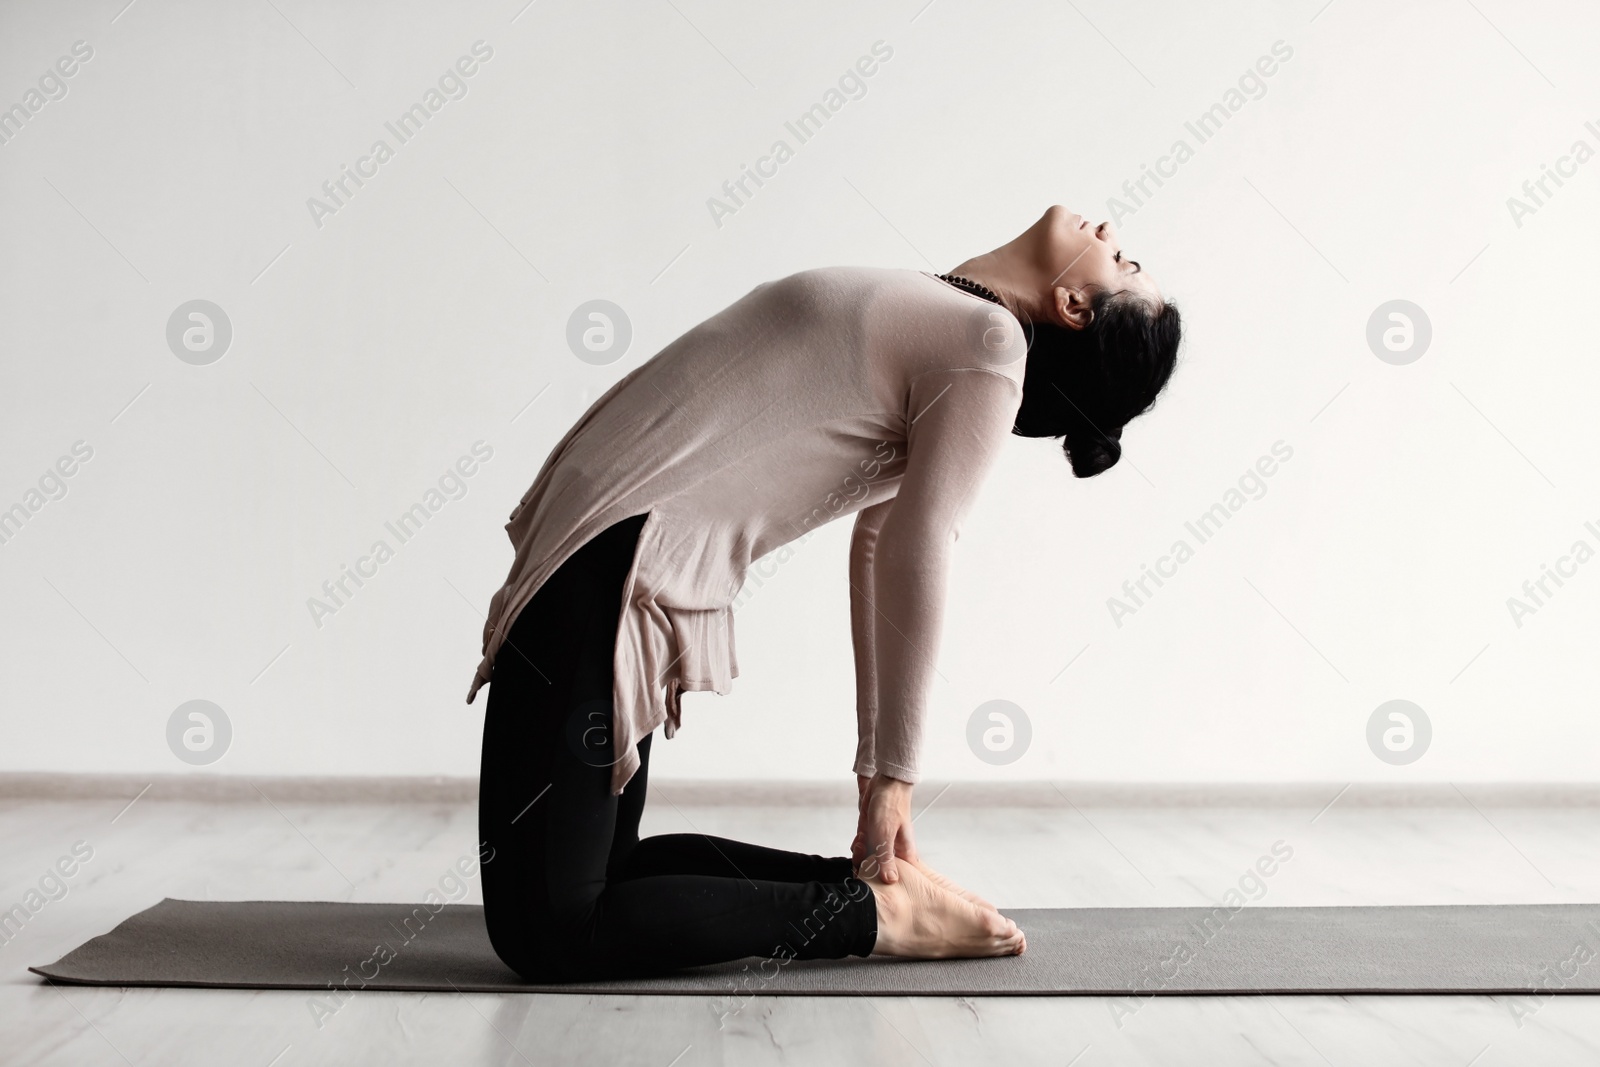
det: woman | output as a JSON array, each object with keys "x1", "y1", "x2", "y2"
[{"x1": 468, "y1": 205, "x2": 1181, "y2": 980}]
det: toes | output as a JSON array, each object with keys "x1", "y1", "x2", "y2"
[
  {"x1": 912, "y1": 861, "x2": 994, "y2": 911},
  {"x1": 959, "y1": 889, "x2": 997, "y2": 911},
  {"x1": 978, "y1": 910, "x2": 1015, "y2": 938}
]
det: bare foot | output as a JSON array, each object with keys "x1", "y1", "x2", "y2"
[
  {"x1": 906, "y1": 858, "x2": 997, "y2": 913},
  {"x1": 866, "y1": 862, "x2": 1025, "y2": 959}
]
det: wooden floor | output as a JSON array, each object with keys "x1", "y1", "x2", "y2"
[{"x1": 4, "y1": 782, "x2": 1600, "y2": 1065}]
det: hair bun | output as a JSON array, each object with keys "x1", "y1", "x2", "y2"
[{"x1": 1063, "y1": 423, "x2": 1122, "y2": 478}]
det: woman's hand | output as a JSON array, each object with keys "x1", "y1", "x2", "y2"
[
  {"x1": 851, "y1": 775, "x2": 872, "y2": 870},
  {"x1": 853, "y1": 773, "x2": 919, "y2": 884}
]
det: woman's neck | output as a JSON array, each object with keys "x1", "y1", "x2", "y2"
[{"x1": 946, "y1": 248, "x2": 1044, "y2": 323}]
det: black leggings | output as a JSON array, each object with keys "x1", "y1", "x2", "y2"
[{"x1": 478, "y1": 511, "x2": 877, "y2": 981}]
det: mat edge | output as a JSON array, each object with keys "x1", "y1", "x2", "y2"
[{"x1": 24, "y1": 970, "x2": 1587, "y2": 998}]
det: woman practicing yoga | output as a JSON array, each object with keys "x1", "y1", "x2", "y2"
[{"x1": 468, "y1": 205, "x2": 1181, "y2": 981}]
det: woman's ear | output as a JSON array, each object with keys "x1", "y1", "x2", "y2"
[{"x1": 1051, "y1": 285, "x2": 1095, "y2": 331}]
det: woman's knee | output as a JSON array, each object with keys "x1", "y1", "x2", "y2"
[{"x1": 486, "y1": 904, "x2": 598, "y2": 982}]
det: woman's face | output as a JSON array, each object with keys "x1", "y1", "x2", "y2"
[{"x1": 1036, "y1": 205, "x2": 1161, "y2": 309}]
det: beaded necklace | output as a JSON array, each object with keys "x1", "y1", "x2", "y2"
[{"x1": 935, "y1": 273, "x2": 1005, "y2": 307}]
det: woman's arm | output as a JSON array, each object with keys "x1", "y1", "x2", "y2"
[
  {"x1": 849, "y1": 498, "x2": 895, "y2": 779},
  {"x1": 857, "y1": 364, "x2": 1022, "y2": 880},
  {"x1": 850, "y1": 499, "x2": 893, "y2": 874},
  {"x1": 870, "y1": 366, "x2": 1021, "y2": 780}
]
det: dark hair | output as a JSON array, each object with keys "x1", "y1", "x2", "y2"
[{"x1": 1011, "y1": 288, "x2": 1182, "y2": 477}]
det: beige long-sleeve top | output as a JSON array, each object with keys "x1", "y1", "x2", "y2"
[{"x1": 467, "y1": 266, "x2": 1026, "y2": 795}]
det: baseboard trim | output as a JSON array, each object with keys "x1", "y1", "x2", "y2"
[
  {"x1": 0, "y1": 772, "x2": 481, "y2": 805},
  {"x1": 5, "y1": 772, "x2": 1600, "y2": 808}
]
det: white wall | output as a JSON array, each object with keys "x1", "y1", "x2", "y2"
[{"x1": 2, "y1": 0, "x2": 1596, "y2": 783}]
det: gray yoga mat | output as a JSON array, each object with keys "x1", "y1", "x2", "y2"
[{"x1": 31, "y1": 898, "x2": 1600, "y2": 996}]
